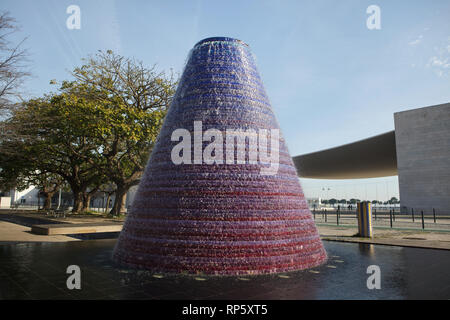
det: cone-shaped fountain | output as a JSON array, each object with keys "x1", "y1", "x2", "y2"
[{"x1": 113, "y1": 37, "x2": 327, "y2": 275}]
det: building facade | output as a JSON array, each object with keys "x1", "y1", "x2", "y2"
[
  {"x1": 294, "y1": 102, "x2": 450, "y2": 214},
  {"x1": 394, "y1": 103, "x2": 450, "y2": 213}
]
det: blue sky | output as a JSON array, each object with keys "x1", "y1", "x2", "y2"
[{"x1": 3, "y1": 0, "x2": 450, "y2": 200}]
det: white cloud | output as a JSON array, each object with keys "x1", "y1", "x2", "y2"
[
  {"x1": 427, "y1": 56, "x2": 450, "y2": 77},
  {"x1": 425, "y1": 37, "x2": 450, "y2": 77},
  {"x1": 428, "y1": 57, "x2": 443, "y2": 67},
  {"x1": 409, "y1": 35, "x2": 423, "y2": 46}
]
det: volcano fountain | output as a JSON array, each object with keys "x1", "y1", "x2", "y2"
[{"x1": 112, "y1": 37, "x2": 327, "y2": 275}]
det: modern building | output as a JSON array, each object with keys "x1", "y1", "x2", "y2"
[
  {"x1": 0, "y1": 186, "x2": 39, "y2": 209},
  {"x1": 306, "y1": 197, "x2": 321, "y2": 207},
  {"x1": 293, "y1": 102, "x2": 450, "y2": 213}
]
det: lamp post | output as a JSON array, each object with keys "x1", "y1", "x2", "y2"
[
  {"x1": 57, "y1": 188, "x2": 62, "y2": 209},
  {"x1": 322, "y1": 187, "x2": 330, "y2": 203}
]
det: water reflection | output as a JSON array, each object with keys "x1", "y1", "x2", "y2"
[
  {"x1": 358, "y1": 243, "x2": 376, "y2": 257},
  {"x1": 0, "y1": 240, "x2": 449, "y2": 299}
]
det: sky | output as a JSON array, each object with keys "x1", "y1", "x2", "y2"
[{"x1": 3, "y1": 0, "x2": 450, "y2": 201}]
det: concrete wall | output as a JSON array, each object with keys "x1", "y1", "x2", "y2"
[
  {"x1": 394, "y1": 103, "x2": 450, "y2": 213},
  {"x1": 125, "y1": 185, "x2": 138, "y2": 209},
  {"x1": 0, "y1": 197, "x2": 11, "y2": 208},
  {"x1": 10, "y1": 186, "x2": 39, "y2": 206}
]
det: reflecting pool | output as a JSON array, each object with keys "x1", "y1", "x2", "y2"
[{"x1": 1, "y1": 240, "x2": 449, "y2": 299}]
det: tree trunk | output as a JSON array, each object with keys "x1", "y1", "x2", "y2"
[
  {"x1": 72, "y1": 191, "x2": 83, "y2": 213},
  {"x1": 105, "y1": 193, "x2": 111, "y2": 213},
  {"x1": 110, "y1": 187, "x2": 127, "y2": 216},
  {"x1": 43, "y1": 192, "x2": 54, "y2": 210},
  {"x1": 82, "y1": 193, "x2": 92, "y2": 212}
]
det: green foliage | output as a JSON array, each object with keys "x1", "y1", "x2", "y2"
[
  {"x1": 69, "y1": 50, "x2": 177, "y2": 215},
  {"x1": 329, "y1": 198, "x2": 338, "y2": 205},
  {"x1": 0, "y1": 50, "x2": 177, "y2": 214},
  {"x1": 388, "y1": 197, "x2": 399, "y2": 204}
]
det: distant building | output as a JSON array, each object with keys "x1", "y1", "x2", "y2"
[
  {"x1": 294, "y1": 102, "x2": 450, "y2": 213},
  {"x1": 306, "y1": 197, "x2": 321, "y2": 207},
  {"x1": 1, "y1": 185, "x2": 138, "y2": 212}
]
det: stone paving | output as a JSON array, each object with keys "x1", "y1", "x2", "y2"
[
  {"x1": 0, "y1": 221, "x2": 79, "y2": 244},
  {"x1": 317, "y1": 225, "x2": 450, "y2": 250},
  {"x1": 2, "y1": 210, "x2": 450, "y2": 250}
]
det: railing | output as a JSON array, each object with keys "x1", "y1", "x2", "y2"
[
  {"x1": 4, "y1": 202, "x2": 110, "y2": 214},
  {"x1": 311, "y1": 206, "x2": 450, "y2": 231}
]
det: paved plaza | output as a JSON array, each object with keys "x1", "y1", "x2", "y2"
[{"x1": 1, "y1": 210, "x2": 450, "y2": 250}]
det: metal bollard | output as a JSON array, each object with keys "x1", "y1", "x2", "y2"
[
  {"x1": 412, "y1": 208, "x2": 415, "y2": 222},
  {"x1": 325, "y1": 210, "x2": 327, "y2": 222},
  {"x1": 313, "y1": 208, "x2": 316, "y2": 220},
  {"x1": 389, "y1": 209, "x2": 393, "y2": 228},
  {"x1": 357, "y1": 202, "x2": 373, "y2": 238},
  {"x1": 337, "y1": 210, "x2": 339, "y2": 226},
  {"x1": 421, "y1": 210, "x2": 425, "y2": 230},
  {"x1": 433, "y1": 208, "x2": 436, "y2": 223}
]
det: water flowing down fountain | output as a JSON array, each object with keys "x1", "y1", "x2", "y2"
[{"x1": 113, "y1": 37, "x2": 327, "y2": 275}]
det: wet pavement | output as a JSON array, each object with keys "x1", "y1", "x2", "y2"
[{"x1": 0, "y1": 239, "x2": 449, "y2": 299}]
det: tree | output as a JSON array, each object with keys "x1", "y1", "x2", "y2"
[
  {"x1": 329, "y1": 198, "x2": 338, "y2": 205},
  {"x1": 339, "y1": 199, "x2": 347, "y2": 204},
  {"x1": 1, "y1": 50, "x2": 176, "y2": 215},
  {"x1": 98, "y1": 183, "x2": 115, "y2": 213},
  {"x1": 0, "y1": 11, "x2": 29, "y2": 114},
  {"x1": 32, "y1": 172, "x2": 63, "y2": 209},
  {"x1": 4, "y1": 89, "x2": 107, "y2": 213},
  {"x1": 0, "y1": 147, "x2": 22, "y2": 191},
  {"x1": 0, "y1": 12, "x2": 30, "y2": 179},
  {"x1": 0, "y1": 137, "x2": 65, "y2": 210},
  {"x1": 70, "y1": 50, "x2": 176, "y2": 215},
  {"x1": 389, "y1": 197, "x2": 399, "y2": 204}
]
